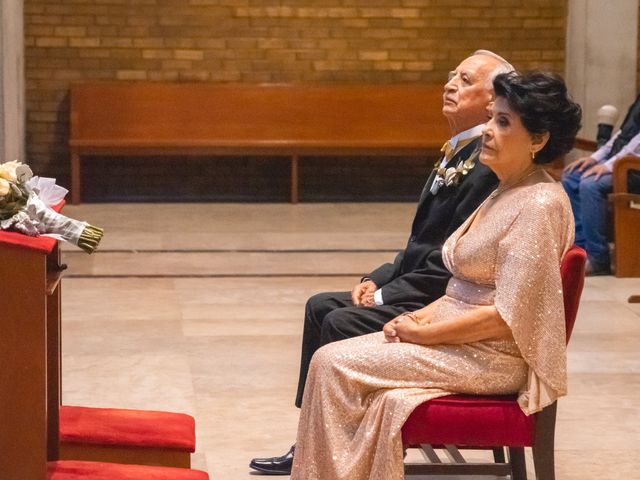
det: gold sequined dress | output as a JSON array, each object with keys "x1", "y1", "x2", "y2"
[{"x1": 291, "y1": 176, "x2": 574, "y2": 480}]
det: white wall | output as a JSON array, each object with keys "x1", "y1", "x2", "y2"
[
  {"x1": 566, "y1": 0, "x2": 638, "y2": 140},
  {"x1": 0, "y1": 0, "x2": 25, "y2": 163}
]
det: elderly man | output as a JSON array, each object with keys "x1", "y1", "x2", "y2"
[{"x1": 249, "y1": 50, "x2": 513, "y2": 475}]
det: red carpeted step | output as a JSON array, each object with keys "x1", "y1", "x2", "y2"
[
  {"x1": 48, "y1": 460, "x2": 209, "y2": 480},
  {"x1": 60, "y1": 405, "x2": 195, "y2": 467}
]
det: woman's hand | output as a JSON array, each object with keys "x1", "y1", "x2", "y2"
[
  {"x1": 383, "y1": 316, "x2": 403, "y2": 343},
  {"x1": 383, "y1": 313, "x2": 423, "y2": 343},
  {"x1": 393, "y1": 318, "x2": 422, "y2": 343},
  {"x1": 385, "y1": 305, "x2": 513, "y2": 346},
  {"x1": 382, "y1": 316, "x2": 401, "y2": 343}
]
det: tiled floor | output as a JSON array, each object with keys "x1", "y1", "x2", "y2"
[{"x1": 59, "y1": 203, "x2": 640, "y2": 479}]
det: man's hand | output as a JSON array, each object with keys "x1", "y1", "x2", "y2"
[
  {"x1": 581, "y1": 163, "x2": 611, "y2": 180},
  {"x1": 351, "y1": 280, "x2": 377, "y2": 307},
  {"x1": 564, "y1": 156, "x2": 597, "y2": 174}
]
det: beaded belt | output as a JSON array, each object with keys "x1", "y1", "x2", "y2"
[{"x1": 446, "y1": 277, "x2": 495, "y2": 305}]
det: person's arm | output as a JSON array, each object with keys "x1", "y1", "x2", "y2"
[
  {"x1": 374, "y1": 247, "x2": 450, "y2": 305},
  {"x1": 581, "y1": 131, "x2": 640, "y2": 180},
  {"x1": 383, "y1": 305, "x2": 512, "y2": 345},
  {"x1": 564, "y1": 131, "x2": 618, "y2": 174},
  {"x1": 603, "y1": 130, "x2": 640, "y2": 170},
  {"x1": 592, "y1": 131, "x2": 618, "y2": 162},
  {"x1": 366, "y1": 250, "x2": 405, "y2": 289}
]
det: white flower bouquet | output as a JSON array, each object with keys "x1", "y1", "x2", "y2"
[{"x1": 0, "y1": 160, "x2": 103, "y2": 253}]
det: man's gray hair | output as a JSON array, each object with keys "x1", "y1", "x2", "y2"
[{"x1": 472, "y1": 49, "x2": 515, "y2": 89}]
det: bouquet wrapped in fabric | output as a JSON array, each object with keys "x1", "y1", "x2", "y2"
[{"x1": 0, "y1": 160, "x2": 103, "y2": 253}]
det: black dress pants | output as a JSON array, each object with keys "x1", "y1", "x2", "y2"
[{"x1": 294, "y1": 291, "x2": 423, "y2": 407}]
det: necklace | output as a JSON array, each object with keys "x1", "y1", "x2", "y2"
[{"x1": 489, "y1": 165, "x2": 540, "y2": 199}]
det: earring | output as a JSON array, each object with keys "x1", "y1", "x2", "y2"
[{"x1": 531, "y1": 150, "x2": 536, "y2": 161}]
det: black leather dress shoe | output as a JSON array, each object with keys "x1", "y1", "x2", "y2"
[{"x1": 249, "y1": 445, "x2": 295, "y2": 475}]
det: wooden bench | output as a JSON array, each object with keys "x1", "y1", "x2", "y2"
[
  {"x1": 611, "y1": 155, "x2": 640, "y2": 277},
  {"x1": 69, "y1": 82, "x2": 449, "y2": 204}
]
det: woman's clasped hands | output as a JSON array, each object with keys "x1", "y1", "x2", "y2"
[{"x1": 383, "y1": 312, "x2": 424, "y2": 343}]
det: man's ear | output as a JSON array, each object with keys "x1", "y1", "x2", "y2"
[{"x1": 485, "y1": 101, "x2": 494, "y2": 120}]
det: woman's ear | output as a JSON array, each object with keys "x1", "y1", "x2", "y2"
[{"x1": 531, "y1": 131, "x2": 550, "y2": 154}]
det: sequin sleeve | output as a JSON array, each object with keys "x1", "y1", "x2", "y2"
[{"x1": 493, "y1": 184, "x2": 575, "y2": 414}]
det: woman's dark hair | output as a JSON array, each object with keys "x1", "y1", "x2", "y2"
[{"x1": 493, "y1": 71, "x2": 582, "y2": 165}]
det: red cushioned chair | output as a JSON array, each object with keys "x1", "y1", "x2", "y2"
[
  {"x1": 402, "y1": 245, "x2": 586, "y2": 479},
  {"x1": 48, "y1": 460, "x2": 209, "y2": 480},
  {"x1": 59, "y1": 406, "x2": 196, "y2": 468}
]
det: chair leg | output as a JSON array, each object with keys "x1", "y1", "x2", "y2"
[
  {"x1": 508, "y1": 447, "x2": 527, "y2": 480},
  {"x1": 532, "y1": 402, "x2": 557, "y2": 480},
  {"x1": 493, "y1": 447, "x2": 506, "y2": 463}
]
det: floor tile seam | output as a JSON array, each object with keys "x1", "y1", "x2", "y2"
[
  {"x1": 64, "y1": 248, "x2": 400, "y2": 253},
  {"x1": 64, "y1": 273, "x2": 366, "y2": 278},
  {"x1": 623, "y1": 303, "x2": 640, "y2": 317}
]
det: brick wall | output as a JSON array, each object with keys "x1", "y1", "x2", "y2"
[{"x1": 25, "y1": 0, "x2": 567, "y2": 201}]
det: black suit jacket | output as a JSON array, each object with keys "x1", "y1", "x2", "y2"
[{"x1": 367, "y1": 137, "x2": 499, "y2": 306}]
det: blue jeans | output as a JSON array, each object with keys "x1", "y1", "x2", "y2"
[
  {"x1": 562, "y1": 168, "x2": 640, "y2": 268},
  {"x1": 561, "y1": 170, "x2": 612, "y2": 268}
]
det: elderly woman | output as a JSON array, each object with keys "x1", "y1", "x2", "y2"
[{"x1": 290, "y1": 71, "x2": 582, "y2": 480}]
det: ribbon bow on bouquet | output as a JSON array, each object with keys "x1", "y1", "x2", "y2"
[{"x1": 0, "y1": 160, "x2": 103, "y2": 253}]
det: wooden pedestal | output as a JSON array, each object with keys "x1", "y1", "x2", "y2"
[{"x1": 0, "y1": 238, "x2": 62, "y2": 479}]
